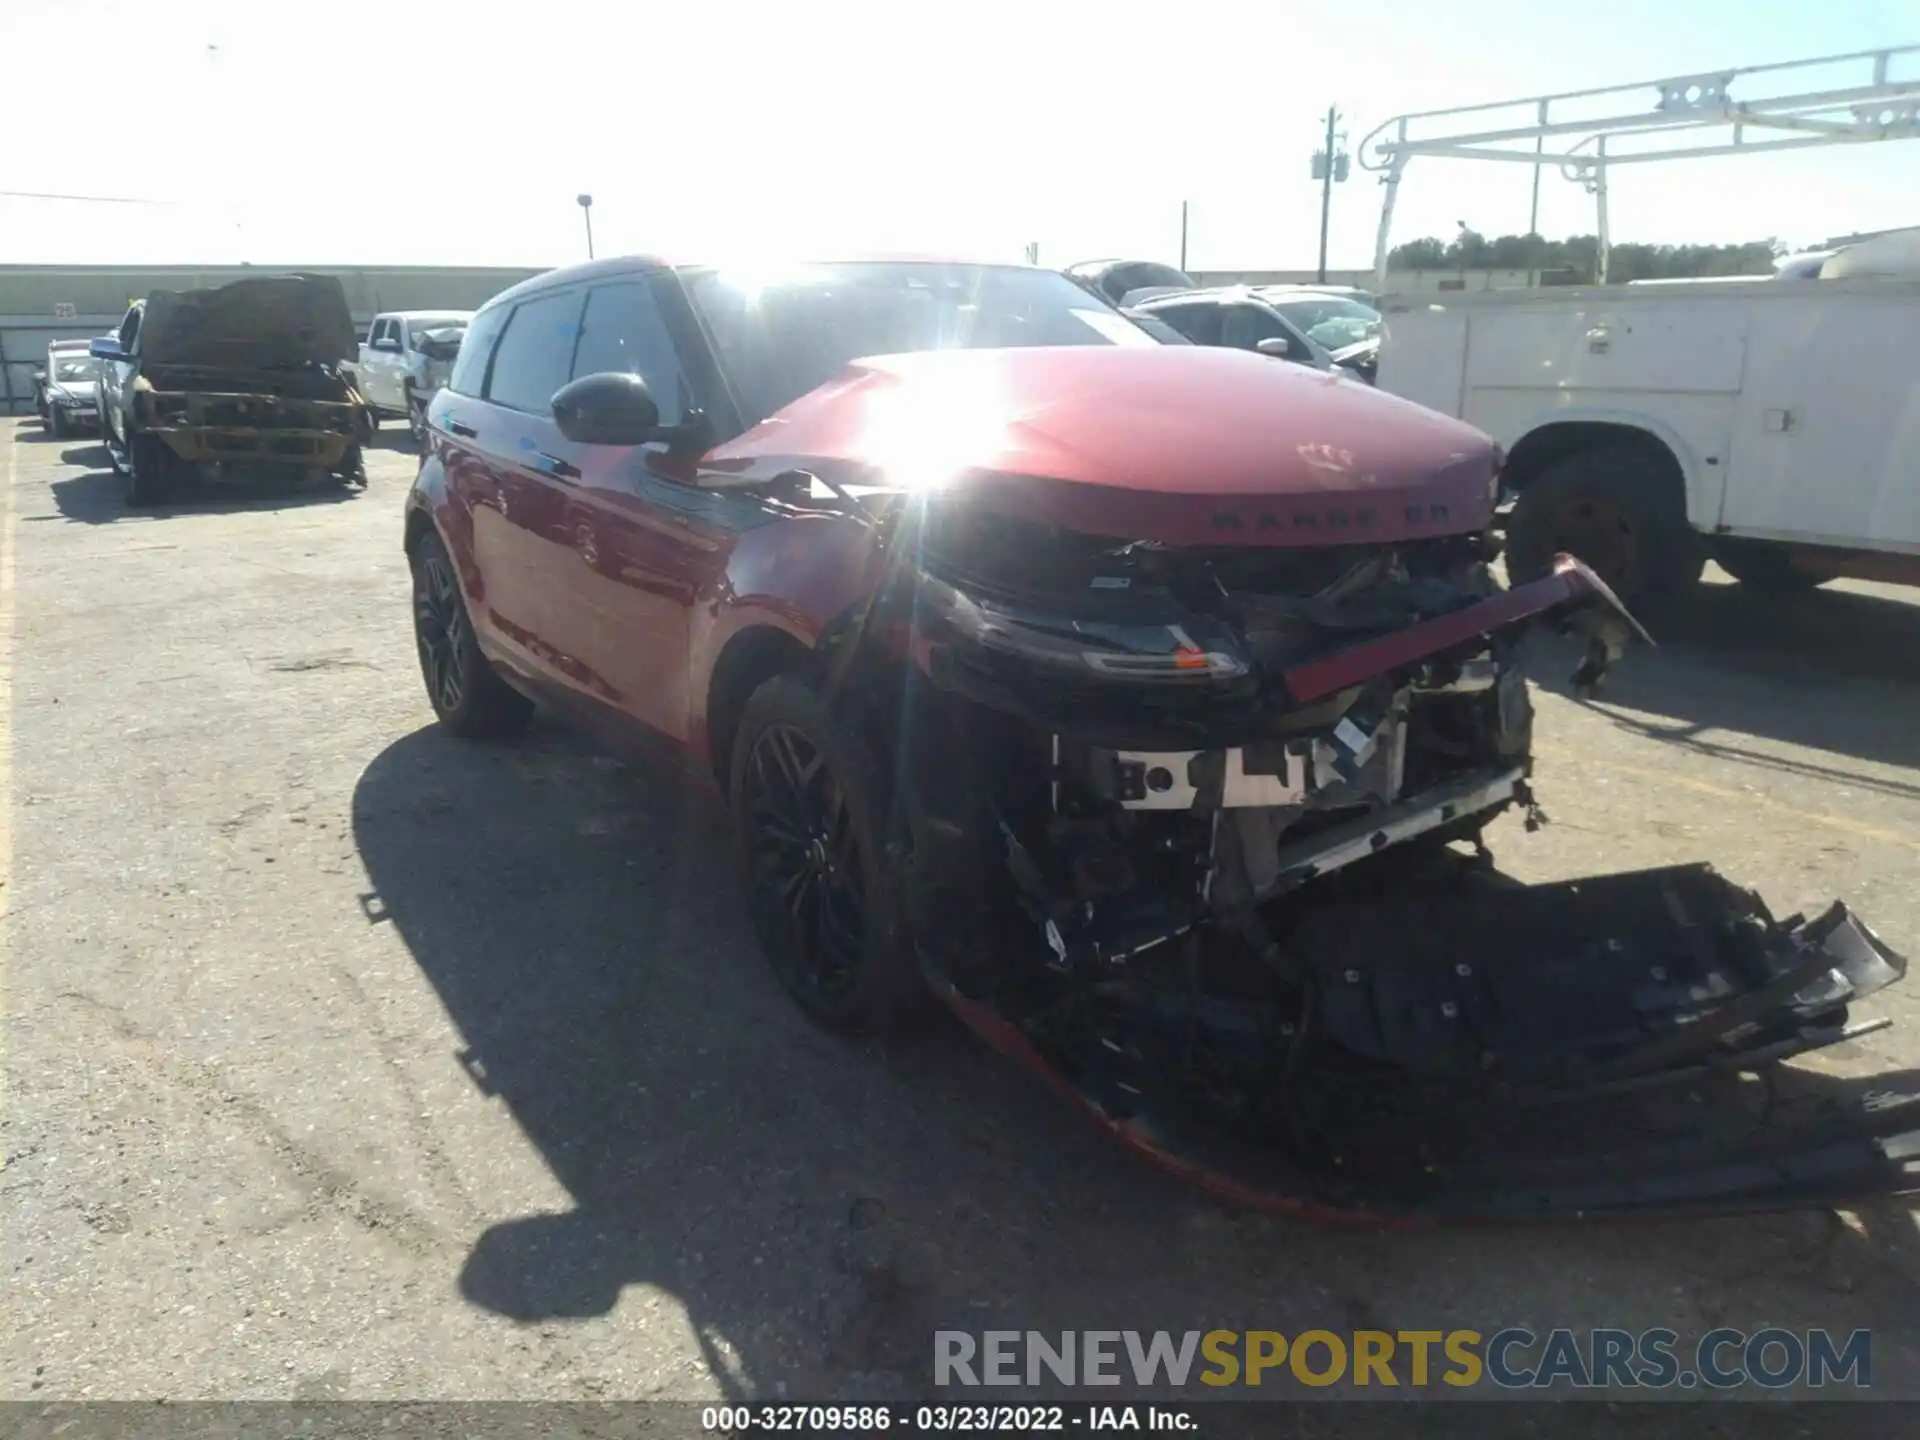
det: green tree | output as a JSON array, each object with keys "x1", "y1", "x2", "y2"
[{"x1": 1386, "y1": 231, "x2": 1781, "y2": 283}]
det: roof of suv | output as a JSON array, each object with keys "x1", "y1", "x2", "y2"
[
  {"x1": 1132, "y1": 287, "x2": 1264, "y2": 308},
  {"x1": 481, "y1": 253, "x2": 1046, "y2": 313}
]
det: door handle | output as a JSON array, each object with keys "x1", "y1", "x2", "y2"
[
  {"x1": 448, "y1": 419, "x2": 478, "y2": 438},
  {"x1": 536, "y1": 453, "x2": 580, "y2": 479}
]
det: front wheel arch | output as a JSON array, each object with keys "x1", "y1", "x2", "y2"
[{"x1": 704, "y1": 624, "x2": 815, "y2": 786}]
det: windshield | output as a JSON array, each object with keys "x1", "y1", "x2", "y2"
[
  {"x1": 1266, "y1": 295, "x2": 1382, "y2": 350},
  {"x1": 684, "y1": 263, "x2": 1156, "y2": 424},
  {"x1": 406, "y1": 316, "x2": 469, "y2": 344},
  {"x1": 50, "y1": 353, "x2": 99, "y2": 383}
]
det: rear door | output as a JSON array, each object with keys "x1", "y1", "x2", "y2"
[{"x1": 436, "y1": 290, "x2": 585, "y2": 690}]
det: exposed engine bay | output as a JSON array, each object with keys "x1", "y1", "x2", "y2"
[{"x1": 822, "y1": 497, "x2": 1916, "y2": 1219}]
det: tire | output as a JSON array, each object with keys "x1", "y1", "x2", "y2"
[
  {"x1": 1506, "y1": 445, "x2": 1702, "y2": 609},
  {"x1": 125, "y1": 434, "x2": 177, "y2": 507},
  {"x1": 729, "y1": 673, "x2": 921, "y2": 1035},
  {"x1": 410, "y1": 530, "x2": 534, "y2": 739},
  {"x1": 335, "y1": 442, "x2": 368, "y2": 488},
  {"x1": 49, "y1": 407, "x2": 68, "y2": 439},
  {"x1": 406, "y1": 388, "x2": 428, "y2": 447},
  {"x1": 1714, "y1": 539, "x2": 1833, "y2": 595}
]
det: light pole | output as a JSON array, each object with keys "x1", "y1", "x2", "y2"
[{"x1": 577, "y1": 194, "x2": 595, "y2": 260}]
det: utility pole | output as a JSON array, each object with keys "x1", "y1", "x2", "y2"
[
  {"x1": 577, "y1": 194, "x2": 595, "y2": 260},
  {"x1": 1179, "y1": 201, "x2": 1189, "y2": 272},
  {"x1": 1311, "y1": 108, "x2": 1349, "y2": 284}
]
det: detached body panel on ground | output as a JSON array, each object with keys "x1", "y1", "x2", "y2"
[{"x1": 403, "y1": 256, "x2": 1916, "y2": 1220}]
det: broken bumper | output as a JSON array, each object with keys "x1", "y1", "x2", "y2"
[
  {"x1": 923, "y1": 863, "x2": 1915, "y2": 1221},
  {"x1": 155, "y1": 428, "x2": 353, "y2": 466},
  {"x1": 147, "y1": 392, "x2": 360, "y2": 467}
]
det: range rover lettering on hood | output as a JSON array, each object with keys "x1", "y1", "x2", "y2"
[{"x1": 703, "y1": 345, "x2": 1498, "y2": 548}]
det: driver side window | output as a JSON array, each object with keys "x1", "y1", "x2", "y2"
[
  {"x1": 569, "y1": 281, "x2": 685, "y2": 427},
  {"x1": 118, "y1": 306, "x2": 142, "y2": 352},
  {"x1": 1222, "y1": 304, "x2": 1299, "y2": 356}
]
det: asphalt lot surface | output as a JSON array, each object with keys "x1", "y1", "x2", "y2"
[{"x1": 4, "y1": 416, "x2": 1920, "y2": 1415}]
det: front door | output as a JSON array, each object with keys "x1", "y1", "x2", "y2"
[
  {"x1": 549, "y1": 277, "x2": 735, "y2": 744},
  {"x1": 102, "y1": 304, "x2": 141, "y2": 446},
  {"x1": 365, "y1": 319, "x2": 402, "y2": 409}
]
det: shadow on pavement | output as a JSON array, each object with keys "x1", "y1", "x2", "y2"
[
  {"x1": 366, "y1": 425, "x2": 419, "y2": 455},
  {"x1": 352, "y1": 720, "x2": 1920, "y2": 1408},
  {"x1": 1534, "y1": 576, "x2": 1920, "y2": 780},
  {"x1": 60, "y1": 442, "x2": 111, "y2": 467},
  {"x1": 48, "y1": 466, "x2": 364, "y2": 524}
]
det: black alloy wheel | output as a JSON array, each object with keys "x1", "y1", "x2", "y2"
[
  {"x1": 409, "y1": 531, "x2": 533, "y2": 738},
  {"x1": 743, "y1": 721, "x2": 868, "y2": 1005},
  {"x1": 414, "y1": 544, "x2": 470, "y2": 717},
  {"x1": 729, "y1": 675, "x2": 920, "y2": 1033}
]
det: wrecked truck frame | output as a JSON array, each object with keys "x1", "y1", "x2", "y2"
[
  {"x1": 407, "y1": 267, "x2": 1917, "y2": 1221},
  {"x1": 94, "y1": 275, "x2": 369, "y2": 506}
]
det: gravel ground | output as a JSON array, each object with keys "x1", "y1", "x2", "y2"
[{"x1": 3, "y1": 418, "x2": 1919, "y2": 1420}]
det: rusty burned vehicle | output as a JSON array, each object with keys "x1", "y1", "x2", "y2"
[
  {"x1": 403, "y1": 256, "x2": 1916, "y2": 1221},
  {"x1": 93, "y1": 274, "x2": 368, "y2": 506}
]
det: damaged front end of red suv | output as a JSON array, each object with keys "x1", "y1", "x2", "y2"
[{"x1": 713, "y1": 344, "x2": 1916, "y2": 1221}]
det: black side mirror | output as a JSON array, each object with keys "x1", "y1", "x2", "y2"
[{"x1": 552, "y1": 371, "x2": 661, "y2": 445}]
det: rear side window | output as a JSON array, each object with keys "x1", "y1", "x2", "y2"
[
  {"x1": 485, "y1": 290, "x2": 585, "y2": 414},
  {"x1": 569, "y1": 281, "x2": 685, "y2": 426},
  {"x1": 446, "y1": 304, "x2": 511, "y2": 398}
]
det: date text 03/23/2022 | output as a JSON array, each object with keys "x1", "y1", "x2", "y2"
[{"x1": 702, "y1": 1405, "x2": 1193, "y2": 1432}]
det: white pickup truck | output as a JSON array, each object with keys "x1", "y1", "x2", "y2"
[
  {"x1": 345, "y1": 310, "x2": 471, "y2": 443},
  {"x1": 1375, "y1": 231, "x2": 1920, "y2": 609}
]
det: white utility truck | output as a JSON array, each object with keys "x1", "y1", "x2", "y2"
[{"x1": 1375, "y1": 229, "x2": 1920, "y2": 605}]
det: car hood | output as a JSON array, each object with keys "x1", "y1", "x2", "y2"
[
  {"x1": 703, "y1": 345, "x2": 1497, "y2": 547},
  {"x1": 45, "y1": 378, "x2": 95, "y2": 400},
  {"x1": 139, "y1": 274, "x2": 358, "y2": 370}
]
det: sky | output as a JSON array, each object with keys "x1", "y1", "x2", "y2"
[{"x1": 5, "y1": 0, "x2": 1916, "y2": 273}]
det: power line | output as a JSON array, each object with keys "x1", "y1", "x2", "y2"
[{"x1": 0, "y1": 190, "x2": 172, "y2": 206}]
